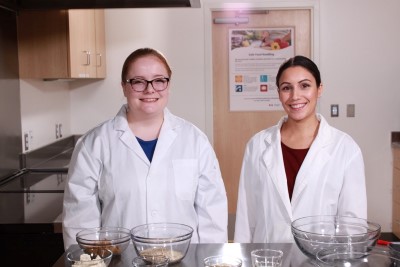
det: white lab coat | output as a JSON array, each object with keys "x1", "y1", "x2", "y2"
[
  {"x1": 234, "y1": 114, "x2": 367, "y2": 243},
  {"x1": 63, "y1": 105, "x2": 228, "y2": 249}
]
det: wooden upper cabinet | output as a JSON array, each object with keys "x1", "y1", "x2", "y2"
[
  {"x1": 18, "y1": 9, "x2": 106, "y2": 79},
  {"x1": 94, "y1": 10, "x2": 106, "y2": 78}
]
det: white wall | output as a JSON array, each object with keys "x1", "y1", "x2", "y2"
[
  {"x1": 20, "y1": 79, "x2": 71, "y2": 151},
  {"x1": 19, "y1": 0, "x2": 400, "y2": 232},
  {"x1": 318, "y1": 0, "x2": 400, "y2": 232},
  {"x1": 69, "y1": 8, "x2": 206, "y2": 134}
]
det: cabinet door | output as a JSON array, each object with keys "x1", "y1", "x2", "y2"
[
  {"x1": 68, "y1": 9, "x2": 96, "y2": 78},
  {"x1": 18, "y1": 9, "x2": 106, "y2": 79},
  {"x1": 18, "y1": 10, "x2": 70, "y2": 79},
  {"x1": 95, "y1": 10, "x2": 107, "y2": 78}
]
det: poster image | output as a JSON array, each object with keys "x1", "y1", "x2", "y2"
[{"x1": 229, "y1": 27, "x2": 295, "y2": 111}]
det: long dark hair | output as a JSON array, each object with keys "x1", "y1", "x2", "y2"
[{"x1": 276, "y1": 55, "x2": 321, "y2": 88}]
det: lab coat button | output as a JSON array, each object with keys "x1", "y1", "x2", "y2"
[{"x1": 151, "y1": 210, "x2": 157, "y2": 217}]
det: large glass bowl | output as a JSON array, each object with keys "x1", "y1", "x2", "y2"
[
  {"x1": 291, "y1": 215, "x2": 381, "y2": 261},
  {"x1": 130, "y1": 223, "x2": 194, "y2": 264},
  {"x1": 76, "y1": 226, "x2": 131, "y2": 255},
  {"x1": 316, "y1": 246, "x2": 400, "y2": 266}
]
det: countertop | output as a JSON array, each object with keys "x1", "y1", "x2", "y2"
[
  {"x1": 52, "y1": 243, "x2": 392, "y2": 267},
  {"x1": 21, "y1": 135, "x2": 80, "y2": 171}
]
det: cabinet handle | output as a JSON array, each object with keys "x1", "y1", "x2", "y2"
[
  {"x1": 82, "y1": 51, "x2": 90, "y2": 66},
  {"x1": 87, "y1": 51, "x2": 91, "y2": 66},
  {"x1": 96, "y1": 53, "x2": 102, "y2": 67}
]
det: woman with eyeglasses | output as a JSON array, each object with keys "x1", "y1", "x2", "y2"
[{"x1": 62, "y1": 48, "x2": 228, "y2": 249}]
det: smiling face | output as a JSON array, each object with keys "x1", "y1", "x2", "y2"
[
  {"x1": 122, "y1": 55, "x2": 170, "y2": 119},
  {"x1": 278, "y1": 66, "x2": 323, "y2": 122}
]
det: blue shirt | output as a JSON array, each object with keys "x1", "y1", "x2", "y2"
[{"x1": 136, "y1": 137, "x2": 158, "y2": 162}]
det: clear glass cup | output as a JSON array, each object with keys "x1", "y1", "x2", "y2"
[
  {"x1": 132, "y1": 255, "x2": 169, "y2": 267},
  {"x1": 251, "y1": 249, "x2": 283, "y2": 267},
  {"x1": 203, "y1": 255, "x2": 242, "y2": 267}
]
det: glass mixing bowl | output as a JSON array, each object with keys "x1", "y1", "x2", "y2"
[
  {"x1": 291, "y1": 215, "x2": 381, "y2": 261},
  {"x1": 76, "y1": 226, "x2": 131, "y2": 255},
  {"x1": 131, "y1": 223, "x2": 193, "y2": 264},
  {"x1": 316, "y1": 246, "x2": 400, "y2": 266}
]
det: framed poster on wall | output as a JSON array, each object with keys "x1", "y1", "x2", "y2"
[{"x1": 229, "y1": 27, "x2": 295, "y2": 111}]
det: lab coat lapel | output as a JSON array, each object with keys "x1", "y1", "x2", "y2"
[
  {"x1": 120, "y1": 130, "x2": 149, "y2": 164},
  {"x1": 291, "y1": 115, "x2": 333, "y2": 207},
  {"x1": 114, "y1": 105, "x2": 150, "y2": 165},
  {"x1": 150, "y1": 109, "x2": 177, "y2": 166},
  {"x1": 262, "y1": 125, "x2": 293, "y2": 219}
]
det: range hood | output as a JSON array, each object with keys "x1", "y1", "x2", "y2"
[{"x1": 8, "y1": 0, "x2": 200, "y2": 10}]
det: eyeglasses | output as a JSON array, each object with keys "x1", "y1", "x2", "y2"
[{"x1": 125, "y1": 77, "x2": 170, "y2": 92}]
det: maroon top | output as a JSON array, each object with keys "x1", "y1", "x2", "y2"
[{"x1": 281, "y1": 142, "x2": 309, "y2": 201}]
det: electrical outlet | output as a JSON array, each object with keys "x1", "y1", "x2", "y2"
[
  {"x1": 24, "y1": 132, "x2": 29, "y2": 151},
  {"x1": 56, "y1": 123, "x2": 63, "y2": 139},
  {"x1": 26, "y1": 192, "x2": 35, "y2": 204},
  {"x1": 57, "y1": 174, "x2": 64, "y2": 186},
  {"x1": 24, "y1": 131, "x2": 33, "y2": 150},
  {"x1": 29, "y1": 130, "x2": 33, "y2": 148},
  {"x1": 59, "y1": 123, "x2": 63, "y2": 138},
  {"x1": 55, "y1": 124, "x2": 59, "y2": 139}
]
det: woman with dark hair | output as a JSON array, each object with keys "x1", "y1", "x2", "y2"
[
  {"x1": 234, "y1": 55, "x2": 366, "y2": 243},
  {"x1": 62, "y1": 48, "x2": 228, "y2": 249}
]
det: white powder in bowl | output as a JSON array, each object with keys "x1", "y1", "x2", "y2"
[{"x1": 71, "y1": 253, "x2": 107, "y2": 267}]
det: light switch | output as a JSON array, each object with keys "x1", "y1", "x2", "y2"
[{"x1": 331, "y1": 104, "x2": 339, "y2": 117}]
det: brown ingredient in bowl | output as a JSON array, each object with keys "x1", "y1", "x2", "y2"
[
  {"x1": 140, "y1": 247, "x2": 184, "y2": 262},
  {"x1": 87, "y1": 240, "x2": 121, "y2": 255}
]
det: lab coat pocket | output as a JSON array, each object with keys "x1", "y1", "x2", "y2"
[{"x1": 172, "y1": 159, "x2": 198, "y2": 201}]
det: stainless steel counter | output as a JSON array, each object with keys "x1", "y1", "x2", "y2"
[{"x1": 52, "y1": 243, "x2": 391, "y2": 267}]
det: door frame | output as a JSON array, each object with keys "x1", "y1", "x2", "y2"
[{"x1": 203, "y1": 0, "x2": 321, "y2": 143}]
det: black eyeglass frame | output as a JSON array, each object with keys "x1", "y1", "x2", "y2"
[{"x1": 125, "y1": 77, "x2": 170, "y2": 92}]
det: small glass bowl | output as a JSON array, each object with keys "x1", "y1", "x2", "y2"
[
  {"x1": 66, "y1": 248, "x2": 112, "y2": 267},
  {"x1": 251, "y1": 249, "x2": 283, "y2": 267},
  {"x1": 203, "y1": 255, "x2": 242, "y2": 267}
]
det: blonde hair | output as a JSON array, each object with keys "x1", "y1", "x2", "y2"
[{"x1": 121, "y1": 48, "x2": 172, "y2": 82}]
